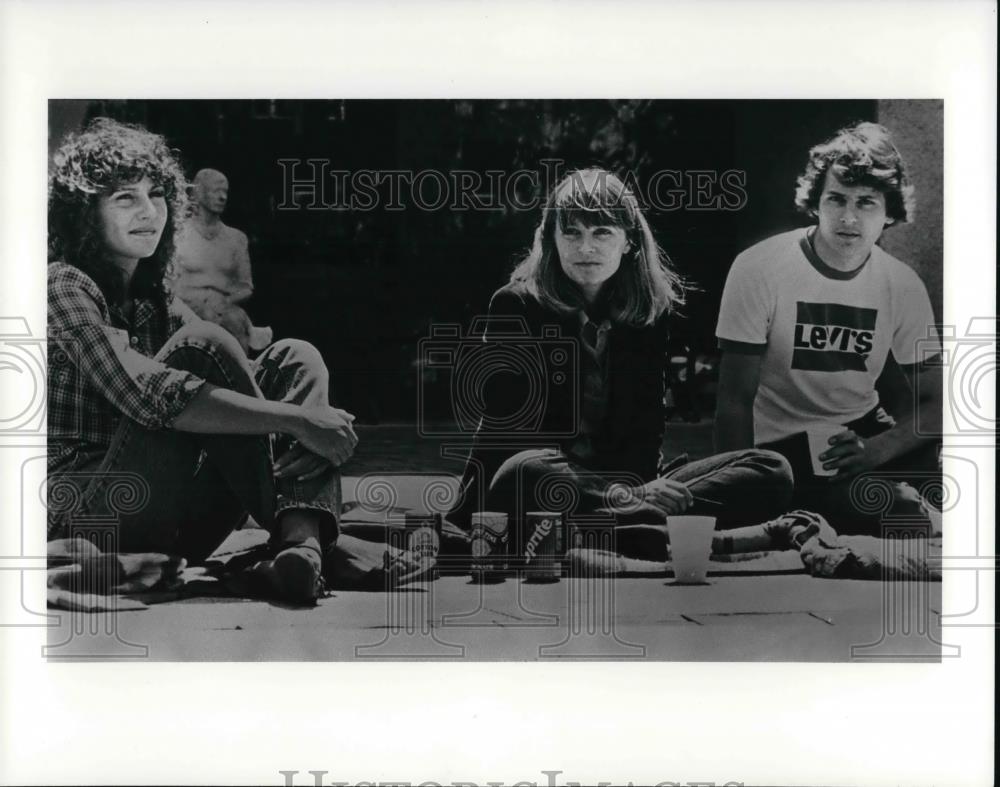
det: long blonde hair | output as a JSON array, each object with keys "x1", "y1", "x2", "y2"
[{"x1": 509, "y1": 168, "x2": 685, "y2": 326}]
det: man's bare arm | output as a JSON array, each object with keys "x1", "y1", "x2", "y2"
[
  {"x1": 714, "y1": 351, "x2": 763, "y2": 452},
  {"x1": 822, "y1": 360, "x2": 942, "y2": 480},
  {"x1": 866, "y1": 361, "x2": 942, "y2": 465}
]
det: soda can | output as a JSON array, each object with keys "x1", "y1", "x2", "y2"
[
  {"x1": 470, "y1": 511, "x2": 509, "y2": 577},
  {"x1": 385, "y1": 511, "x2": 441, "y2": 572},
  {"x1": 522, "y1": 510, "x2": 564, "y2": 582}
]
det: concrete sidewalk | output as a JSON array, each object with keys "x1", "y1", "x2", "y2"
[
  {"x1": 43, "y1": 451, "x2": 946, "y2": 663},
  {"x1": 45, "y1": 571, "x2": 944, "y2": 662}
]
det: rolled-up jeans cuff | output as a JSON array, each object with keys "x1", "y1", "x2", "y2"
[{"x1": 274, "y1": 470, "x2": 342, "y2": 548}]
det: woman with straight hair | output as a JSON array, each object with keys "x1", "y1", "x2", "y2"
[{"x1": 448, "y1": 168, "x2": 794, "y2": 561}]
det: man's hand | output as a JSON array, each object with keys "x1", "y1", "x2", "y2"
[
  {"x1": 289, "y1": 406, "x2": 358, "y2": 469},
  {"x1": 626, "y1": 477, "x2": 694, "y2": 516},
  {"x1": 820, "y1": 429, "x2": 878, "y2": 482}
]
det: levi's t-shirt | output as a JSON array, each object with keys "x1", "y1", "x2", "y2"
[{"x1": 716, "y1": 227, "x2": 940, "y2": 445}]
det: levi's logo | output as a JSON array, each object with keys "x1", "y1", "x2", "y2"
[{"x1": 792, "y1": 302, "x2": 877, "y2": 372}]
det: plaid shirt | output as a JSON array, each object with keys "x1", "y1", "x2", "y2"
[{"x1": 48, "y1": 262, "x2": 206, "y2": 478}]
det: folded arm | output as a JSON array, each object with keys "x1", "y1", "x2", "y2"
[
  {"x1": 824, "y1": 359, "x2": 942, "y2": 480},
  {"x1": 49, "y1": 264, "x2": 355, "y2": 467}
]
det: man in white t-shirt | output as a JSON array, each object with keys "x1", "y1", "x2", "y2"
[{"x1": 715, "y1": 122, "x2": 942, "y2": 534}]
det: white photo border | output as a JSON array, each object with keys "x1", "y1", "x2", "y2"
[{"x1": 0, "y1": 1, "x2": 995, "y2": 785}]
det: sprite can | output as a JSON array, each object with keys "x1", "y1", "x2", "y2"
[{"x1": 523, "y1": 510, "x2": 564, "y2": 582}]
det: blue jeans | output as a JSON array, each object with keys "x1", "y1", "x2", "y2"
[
  {"x1": 759, "y1": 406, "x2": 941, "y2": 536},
  {"x1": 484, "y1": 447, "x2": 793, "y2": 560},
  {"x1": 761, "y1": 433, "x2": 940, "y2": 536},
  {"x1": 51, "y1": 321, "x2": 340, "y2": 563}
]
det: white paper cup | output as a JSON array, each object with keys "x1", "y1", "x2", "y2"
[
  {"x1": 667, "y1": 515, "x2": 717, "y2": 584},
  {"x1": 807, "y1": 424, "x2": 845, "y2": 477}
]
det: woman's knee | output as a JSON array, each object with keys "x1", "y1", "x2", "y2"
[
  {"x1": 738, "y1": 448, "x2": 795, "y2": 505},
  {"x1": 756, "y1": 449, "x2": 794, "y2": 487},
  {"x1": 268, "y1": 338, "x2": 329, "y2": 378},
  {"x1": 256, "y1": 338, "x2": 331, "y2": 402},
  {"x1": 763, "y1": 449, "x2": 794, "y2": 503},
  {"x1": 160, "y1": 319, "x2": 255, "y2": 392}
]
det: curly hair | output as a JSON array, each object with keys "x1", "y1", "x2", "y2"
[
  {"x1": 508, "y1": 168, "x2": 686, "y2": 326},
  {"x1": 48, "y1": 117, "x2": 188, "y2": 305},
  {"x1": 794, "y1": 122, "x2": 915, "y2": 224}
]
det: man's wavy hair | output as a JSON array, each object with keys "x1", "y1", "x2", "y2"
[
  {"x1": 794, "y1": 121, "x2": 915, "y2": 224},
  {"x1": 508, "y1": 168, "x2": 686, "y2": 326},
  {"x1": 48, "y1": 117, "x2": 188, "y2": 305}
]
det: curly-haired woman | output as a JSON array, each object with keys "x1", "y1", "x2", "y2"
[{"x1": 47, "y1": 118, "x2": 355, "y2": 602}]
